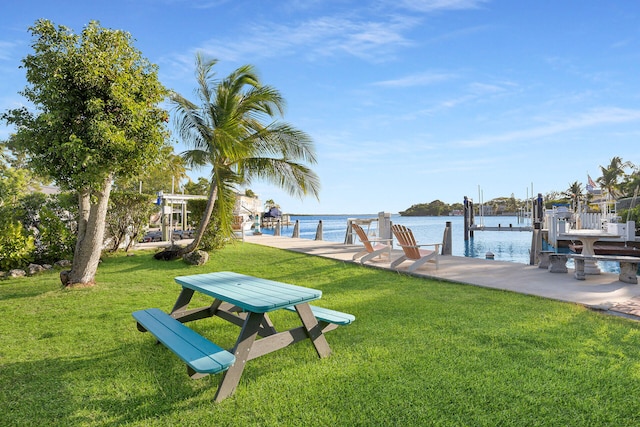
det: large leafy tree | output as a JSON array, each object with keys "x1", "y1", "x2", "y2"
[
  {"x1": 163, "y1": 54, "x2": 320, "y2": 257},
  {"x1": 2, "y1": 20, "x2": 168, "y2": 286}
]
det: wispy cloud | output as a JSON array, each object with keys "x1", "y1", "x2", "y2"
[
  {"x1": 0, "y1": 40, "x2": 19, "y2": 62},
  {"x1": 455, "y1": 107, "x2": 640, "y2": 147},
  {"x1": 392, "y1": 0, "x2": 490, "y2": 12},
  {"x1": 194, "y1": 15, "x2": 418, "y2": 63},
  {"x1": 373, "y1": 71, "x2": 457, "y2": 87}
]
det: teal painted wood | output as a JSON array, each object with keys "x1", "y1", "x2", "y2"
[
  {"x1": 174, "y1": 271, "x2": 322, "y2": 313},
  {"x1": 284, "y1": 305, "x2": 355, "y2": 325},
  {"x1": 133, "y1": 308, "x2": 235, "y2": 374}
]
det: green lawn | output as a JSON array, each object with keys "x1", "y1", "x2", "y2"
[{"x1": 1, "y1": 243, "x2": 640, "y2": 426}]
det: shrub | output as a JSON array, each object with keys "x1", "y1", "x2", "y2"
[
  {"x1": 0, "y1": 216, "x2": 35, "y2": 270},
  {"x1": 34, "y1": 206, "x2": 75, "y2": 264}
]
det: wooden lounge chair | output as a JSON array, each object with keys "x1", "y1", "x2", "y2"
[
  {"x1": 390, "y1": 224, "x2": 440, "y2": 271},
  {"x1": 351, "y1": 223, "x2": 392, "y2": 264}
]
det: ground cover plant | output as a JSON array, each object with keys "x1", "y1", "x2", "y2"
[{"x1": 1, "y1": 243, "x2": 640, "y2": 426}]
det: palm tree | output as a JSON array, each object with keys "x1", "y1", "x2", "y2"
[
  {"x1": 597, "y1": 156, "x2": 632, "y2": 199},
  {"x1": 564, "y1": 181, "x2": 583, "y2": 211},
  {"x1": 163, "y1": 54, "x2": 320, "y2": 257}
]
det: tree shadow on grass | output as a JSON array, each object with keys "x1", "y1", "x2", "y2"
[{"x1": 0, "y1": 342, "x2": 228, "y2": 426}]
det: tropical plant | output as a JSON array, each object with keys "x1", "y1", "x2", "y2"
[
  {"x1": 2, "y1": 20, "x2": 168, "y2": 286},
  {"x1": 597, "y1": 156, "x2": 633, "y2": 199},
  {"x1": 161, "y1": 54, "x2": 320, "y2": 258},
  {"x1": 564, "y1": 181, "x2": 583, "y2": 210},
  {"x1": 118, "y1": 144, "x2": 188, "y2": 195},
  {"x1": 183, "y1": 177, "x2": 210, "y2": 195}
]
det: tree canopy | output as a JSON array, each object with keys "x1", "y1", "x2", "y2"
[
  {"x1": 2, "y1": 19, "x2": 168, "y2": 286},
  {"x1": 161, "y1": 53, "x2": 320, "y2": 257},
  {"x1": 3, "y1": 20, "x2": 168, "y2": 190}
]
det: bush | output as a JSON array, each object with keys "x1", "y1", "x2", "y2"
[
  {"x1": 34, "y1": 206, "x2": 75, "y2": 264},
  {"x1": 0, "y1": 216, "x2": 35, "y2": 270},
  {"x1": 619, "y1": 206, "x2": 640, "y2": 234},
  {"x1": 187, "y1": 199, "x2": 228, "y2": 250}
]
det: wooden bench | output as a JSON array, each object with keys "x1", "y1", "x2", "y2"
[
  {"x1": 133, "y1": 308, "x2": 236, "y2": 379},
  {"x1": 284, "y1": 305, "x2": 355, "y2": 333}
]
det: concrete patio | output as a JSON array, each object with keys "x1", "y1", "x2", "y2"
[{"x1": 242, "y1": 234, "x2": 640, "y2": 320}]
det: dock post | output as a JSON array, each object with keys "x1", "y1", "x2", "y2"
[
  {"x1": 464, "y1": 196, "x2": 474, "y2": 240},
  {"x1": 292, "y1": 220, "x2": 300, "y2": 238},
  {"x1": 344, "y1": 219, "x2": 353, "y2": 244},
  {"x1": 442, "y1": 221, "x2": 452, "y2": 255},
  {"x1": 378, "y1": 212, "x2": 392, "y2": 244},
  {"x1": 315, "y1": 220, "x2": 323, "y2": 240},
  {"x1": 530, "y1": 229, "x2": 539, "y2": 265}
]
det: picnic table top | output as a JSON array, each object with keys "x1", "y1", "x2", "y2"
[{"x1": 174, "y1": 271, "x2": 322, "y2": 313}]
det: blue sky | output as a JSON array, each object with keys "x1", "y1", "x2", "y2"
[{"x1": 2, "y1": 0, "x2": 640, "y2": 214}]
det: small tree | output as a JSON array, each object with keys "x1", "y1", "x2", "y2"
[
  {"x1": 105, "y1": 191, "x2": 156, "y2": 252},
  {"x1": 2, "y1": 20, "x2": 168, "y2": 286},
  {"x1": 159, "y1": 54, "x2": 319, "y2": 259}
]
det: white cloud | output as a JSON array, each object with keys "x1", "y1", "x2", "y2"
[
  {"x1": 455, "y1": 107, "x2": 640, "y2": 147},
  {"x1": 0, "y1": 40, "x2": 19, "y2": 62},
  {"x1": 373, "y1": 71, "x2": 457, "y2": 87},
  {"x1": 393, "y1": 0, "x2": 490, "y2": 12},
  {"x1": 190, "y1": 14, "x2": 419, "y2": 63}
]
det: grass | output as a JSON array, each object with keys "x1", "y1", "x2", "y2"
[{"x1": 1, "y1": 243, "x2": 640, "y2": 426}]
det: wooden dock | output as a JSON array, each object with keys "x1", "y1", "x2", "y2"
[{"x1": 470, "y1": 224, "x2": 533, "y2": 232}]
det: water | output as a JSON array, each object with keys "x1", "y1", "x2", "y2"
[
  {"x1": 260, "y1": 214, "x2": 535, "y2": 264},
  {"x1": 258, "y1": 214, "x2": 629, "y2": 273}
]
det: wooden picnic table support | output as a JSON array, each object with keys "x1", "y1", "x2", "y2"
[{"x1": 159, "y1": 272, "x2": 354, "y2": 402}]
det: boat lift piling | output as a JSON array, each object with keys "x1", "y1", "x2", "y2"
[{"x1": 463, "y1": 196, "x2": 475, "y2": 241}]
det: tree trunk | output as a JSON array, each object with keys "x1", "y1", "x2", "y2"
[
  {"x1": 174, "y1": 182, "x2": 218, "y2": 257},
  {"x1": 62, "y1": 175, "x2": 113, "y2": 286}
]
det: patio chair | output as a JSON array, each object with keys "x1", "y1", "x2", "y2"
[
  {"x1": 390, "y1": 224, "x2": 440, "y2": 271},
  {"x1": 351, "y1": 223, "x2": 392, "y2": 264}
]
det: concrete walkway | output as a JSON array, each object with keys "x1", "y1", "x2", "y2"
[{"x1": 242, "y1": 234, "x2": 640, "y2": 320}]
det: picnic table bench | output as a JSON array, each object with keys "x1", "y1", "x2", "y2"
[
  {"x1": 133, "y1": 308, "x2": 235, "y2": 378},
  {"x1": 133, "y1": 272, "x2": 355, "y2": 402},
  {"x1": 567, "y1": 253, "x2": 639, "y2": 284}
]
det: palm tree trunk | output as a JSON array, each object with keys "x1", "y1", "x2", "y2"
[{"x1": 175, "y1": 181, "x2": 218, "y2": 256}]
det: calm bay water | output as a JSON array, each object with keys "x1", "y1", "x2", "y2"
[{"x1": 260, "y1": 214, "x2": 535, "y2": 265}]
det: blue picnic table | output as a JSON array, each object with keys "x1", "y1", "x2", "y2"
[{"x1": 133, "y1": 271, "x2": 354, "y2": 402}]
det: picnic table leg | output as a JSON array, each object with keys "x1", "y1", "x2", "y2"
[
  {"x1": 294, "y1": 303, "x2": 332, "y2": 358},
  {"x1": 170, "y1": 288, "x2": 195, "y2": 314},
  {"x1": 214, "y1": 311, "x2": 264, "y2": 402}
]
